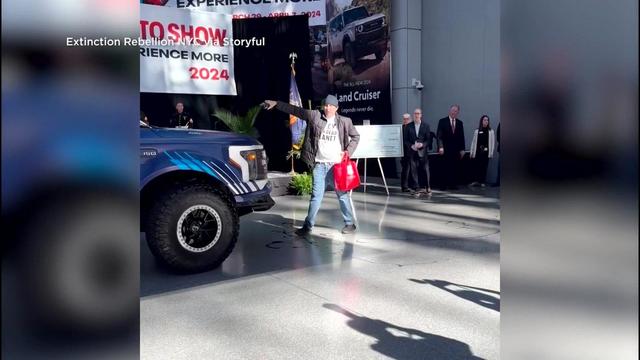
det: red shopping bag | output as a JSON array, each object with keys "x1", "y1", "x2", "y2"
[{"x1": 334, "y1": 153, "x2": 361, "y2": 191}]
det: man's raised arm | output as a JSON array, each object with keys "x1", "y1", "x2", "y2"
[{"x1": 263, "y1": 100, "x2": 314, "y2": 122}]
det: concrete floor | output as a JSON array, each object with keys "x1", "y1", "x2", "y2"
[{"x1": 141, "y1": 185, "x2": 500, "y2": 359}]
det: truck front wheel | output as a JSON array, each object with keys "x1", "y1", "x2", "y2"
[{"x1": 146, "y1": 183, "x2": 239, "y2": 273}]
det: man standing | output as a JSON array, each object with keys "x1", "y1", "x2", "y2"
[
  {"x1": 169, "y1": 102, "x2": 194, "y2": 129},
  {"x1": 404, "y1": 108, "x2": 432, "y2": 194},
  {"x1": 437, "y1": 105, "x2": 466, "y2": 190},
  {"x1": 263, "y1": 95, "x2": 360, "y2": 235},
  {"x1": 400, "y1": 113, "x2": 415, "y2": 192}
]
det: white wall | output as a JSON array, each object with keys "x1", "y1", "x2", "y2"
[
  {"x1": 421, "y1": 0, "x2": 500, "y2": 181},
  {"x1": 390, "y1": 0, "x2": 500, "y2": 181}
]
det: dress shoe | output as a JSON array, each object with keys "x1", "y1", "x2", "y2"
[
  {"x1": 341, "y1": 224, "x2": 357, "y2": 234},
  {"x1": 295, "y1": 226, "x2": 312, "y2": 236}
]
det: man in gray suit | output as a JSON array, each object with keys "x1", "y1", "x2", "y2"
[{"x1": 263, "y1": 95, "x2": 360, "y2": 235}]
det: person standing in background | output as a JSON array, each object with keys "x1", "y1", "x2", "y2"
[
  {"x1": 469, "y1": 115, "x2": 496, "y2": 187},
  {"x1": 437, "y1": 105, "x2": 466, "y2": 190},
  {"x1": 404, "y1": 108, "x2": 432, "y2": 195},
  {"x1": 401, "y1": 113, "x2": 415, "y2": 192},
  {"x1": 169, "y1": 102, "x2": 194, "y2": 129}
]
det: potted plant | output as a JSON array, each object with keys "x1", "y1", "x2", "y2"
[{"x1": 212, "y1": 105, "x2": 261, "y2": 138}]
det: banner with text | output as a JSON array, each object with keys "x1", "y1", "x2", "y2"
[
  {"x1": 144, "y1": 0, "x2": 326, "y2": 26},
  {"x1": 140, "y1": 3, "x2": 237, "y2": 95},
  {"x1": 142, "y1": 0, "x2": 391, "y2": 124},
  {"x1": 316, "y1": 0, "x2": 391, "y2": 124}
]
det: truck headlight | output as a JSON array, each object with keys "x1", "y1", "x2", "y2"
[
  {"x1": 241, "y1": 150, "x2": 258, "y2": 180},
  {"x1": 356, "y1": 25, "x2": 364, "y2": 33},
  {"x1": 229, "y1": 145, "x2": 268, "y2": 182}
]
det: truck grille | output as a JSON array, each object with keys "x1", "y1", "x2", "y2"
[{"x1": 363, "y1": 19, "x2": 383, "y2": 32}]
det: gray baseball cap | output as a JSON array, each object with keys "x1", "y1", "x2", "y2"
[{"x1": 323, "y1": 94, "x2": 339, "y2": 107}]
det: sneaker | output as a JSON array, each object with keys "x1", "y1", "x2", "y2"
[
  {"x1": 341, "y1": 224, "x2": 357, "y2": 234},
  {"x1": 401, "y1": 188, "x2": 410, "y2": 193},
  {"x1": 295, "y1": 226, "x2": 312, "y2": 236}
]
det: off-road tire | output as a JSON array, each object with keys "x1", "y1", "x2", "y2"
[{"x1": 146, "y1": 183, "x2": 239, "y2": 273}]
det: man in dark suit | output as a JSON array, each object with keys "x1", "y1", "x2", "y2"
[
  {"x1": 437, "y1": 105, "x2": 466, "y2": 190},
  {"x1": 404, "y1": 108, "x2": 432, "y2": 194},
  {"x1": 400, "y1": 113, "x2": 415, "y2": 192},
  {"x1": 169, "y1": 102, "x2": 194, "y2": 129}
]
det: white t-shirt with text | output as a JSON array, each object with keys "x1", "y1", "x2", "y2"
[{"x1": 315, "y1": 116, "x2": 342, "y2": 163}]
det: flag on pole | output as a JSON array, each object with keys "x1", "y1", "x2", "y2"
[{"x1": 289, "y1": 62, "x2": 306, "y2": 149}]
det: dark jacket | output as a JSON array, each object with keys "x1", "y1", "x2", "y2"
[
  {"x1": 275, "y1": 101, "x2": 360, "y2": 168},
  {"x1": 437, "y1": 117, "x2": 465, "y2": 153},
  {"x1": 402, "y1": 123, "x2": 411, "y2": 159},
  {"x1": 169, "y1": 112, "x2": 193, "y2": 128},
  {"x1": 403, "y1": 121, "x2": 432, "y2": 158}
]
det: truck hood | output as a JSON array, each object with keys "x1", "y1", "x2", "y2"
[
  {"x1": 349, "y1": 13, "x2": 385, "y2": 27},
  {"x1": 143, "y1": 127, "x2": 259, "y2": 145}
]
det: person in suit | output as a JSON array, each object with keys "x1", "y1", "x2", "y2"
[
  {"x1": 404, "y1": 108, "x2": 432, "y2": 195},
  {"x1": 169, "y1": 102, "x2": 194, "y2": 129},
  {"x1": 400, "y1": 113, "x2": 416, "y2": 192},
  {"x1": 437, "y1": 105, "x2": 466, "y2": 190},
  {"x1": 469, "y1": 115, "x2": 496, "y2": 187}
]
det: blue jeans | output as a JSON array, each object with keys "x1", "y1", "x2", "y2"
[{"x1": 304, "y1": 162, "x2": 355, "y2": 229}]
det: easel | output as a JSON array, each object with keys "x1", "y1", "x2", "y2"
[
  {"x1": 347, "y1": 157, "x2": 388, "y2": 226},
  {"x1": 354, "y1": 158, "x2": 390, "y2": 196}
]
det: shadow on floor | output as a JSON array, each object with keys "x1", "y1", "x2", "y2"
[
  {"x1": 141, "y1": 212, "x2": 353, "y2": 297},
  {"x1": 409, "y1": 279, "x2": 500, "y2": 312},
  {"x1": 323, "y1": 303, "x2": 484, "y2": 360},
  {"x1": 142, "y1": 203, "x2": 501, "y2": 297},
  {"x1": 142, "y1": 188, "x2": 500, "y2": 298}
]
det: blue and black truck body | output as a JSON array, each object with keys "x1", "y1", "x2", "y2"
[{"x1": 140, "y1": 121, "x2": 274, "y2": 272}]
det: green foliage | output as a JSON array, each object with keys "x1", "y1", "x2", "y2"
[
  {"x1": 351, "y1": 0, "x2": 390, "y2": 23},
  {"x1": 289, "y1": 172, "x2": 313, "y2": 196},
  {"x1": 213, "y1": 105, "x2": 261, "y2": 138},
  {"x1": 327, "y1": 0, "x2": 390, "y2": 23}
]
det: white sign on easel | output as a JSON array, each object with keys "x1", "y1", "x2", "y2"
[{"x1": 350, "y1": 124, "x2": 404, "y2": 196}]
